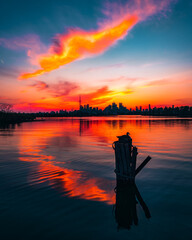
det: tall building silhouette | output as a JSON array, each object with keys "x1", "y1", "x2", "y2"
[
  {"x1": 79, "y1": 95, "x2": 82, "y2": 110},
  {"x1": 148, "y1": 104, "x2": 151, "y2": 112}
]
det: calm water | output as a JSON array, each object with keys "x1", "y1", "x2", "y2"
[{"x1": 0, "y1": 116, "x2": 191, "y2": 240}]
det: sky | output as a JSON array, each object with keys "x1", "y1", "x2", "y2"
[{"x1": 0, "y1": 0, "x2": 191, "y2": 112}]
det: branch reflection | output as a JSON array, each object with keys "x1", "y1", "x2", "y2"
[{"x1": 114, "y1": 181, "x2": 151, "y2": 230}]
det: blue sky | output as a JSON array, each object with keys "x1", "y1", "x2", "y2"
[{"x1": 0, "y1": 0, "x2": 191, "y2": 111}]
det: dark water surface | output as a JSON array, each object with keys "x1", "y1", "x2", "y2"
[{"x1": 0, "y1": 116, "x2": 191, "y2": 240}]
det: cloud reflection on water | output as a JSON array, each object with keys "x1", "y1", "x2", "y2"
[{"x1": 17, "y1": 117, "x2": 191, "y2": 204}]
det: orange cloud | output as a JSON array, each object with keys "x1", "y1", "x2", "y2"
[
  {"x1": 66, "y1": 86, "x2": 134, "y2": 108},
  {"x1": 19, "y1": 15, "x2": 138, "y2": 79},
  {"x1": 18, "y1": 0, "x2": 173, "y2": 79}
]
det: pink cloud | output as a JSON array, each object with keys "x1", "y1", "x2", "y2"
[
  {"x1": 99, "y1": 0, "x2": 173, "y2": 28},
  {"x1": 83, "y1": 63, "x2": 125, "y2": 73},
  {"x1": 28, "y1": 80, "x2": 80, "y2": 97},
  {"x1": 144, "y1": 79, "x2": 170, "y2": 87},
  {"x1": 0, "y1": 34, "x2": 47, "y2": 65},
  {"x1": 30, "y1": 81, "x2": 49, "y2": 91},
  {"x1": 50, "y1": 81, "x2": 80, "y2": 97}
]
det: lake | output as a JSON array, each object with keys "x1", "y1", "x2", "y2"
[{"x1": 0, "y1": 116, "x2": 191, "y2": 240}]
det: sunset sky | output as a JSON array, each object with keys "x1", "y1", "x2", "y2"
[{"x1": 0, "y1": 0, "x2": 191, "y2": 112}]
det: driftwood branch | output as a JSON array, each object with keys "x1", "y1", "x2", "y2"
[{"x1": 135, "y1": 156, "x2": 151, "y2": 176}]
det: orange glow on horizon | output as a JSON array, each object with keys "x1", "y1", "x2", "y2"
[{"x1": 19, "y1": 15, "x2": 138, "y2": 79}]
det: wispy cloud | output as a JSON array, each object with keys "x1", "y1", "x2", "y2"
[
  {"x1": 140, "y1": 61, "x2": 163, "y2": 68},
  {"x1": 142, "y1": 79, "x2": 170, "y2": 87},
  {"x1": 83, "y1": 62, "x2": 125, "y2": 73},
  {"x1": 0, "y1": 66, "x2": 20, "y2": 79},
  {"x1": 0, "y1": 96, "x2": 22, "y2": 106},
  {"x1": 140, "y1": 76, "x2": 191, "y2": 88},
  {"x1": 50, "y1": 81, "x2": 80, "y2": 97},
  {"x1": 175, "y1": 98, "x2": 192, "y2": 104},
  {"x1": 27, "y1": 79, "x2": 79, "y2": 97},
  {"x1": 29, "y1": 81, "x2": 49, "y2": 91},
  {"x1": 0, "y1": 34, "x2": 42, "y2": 50},
  {"x1": 102, "y1": 76, "x2": 142, "y2": 84},
  {"x1": 0, "y1": 34, "x2": 47, "y2": 65}
]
